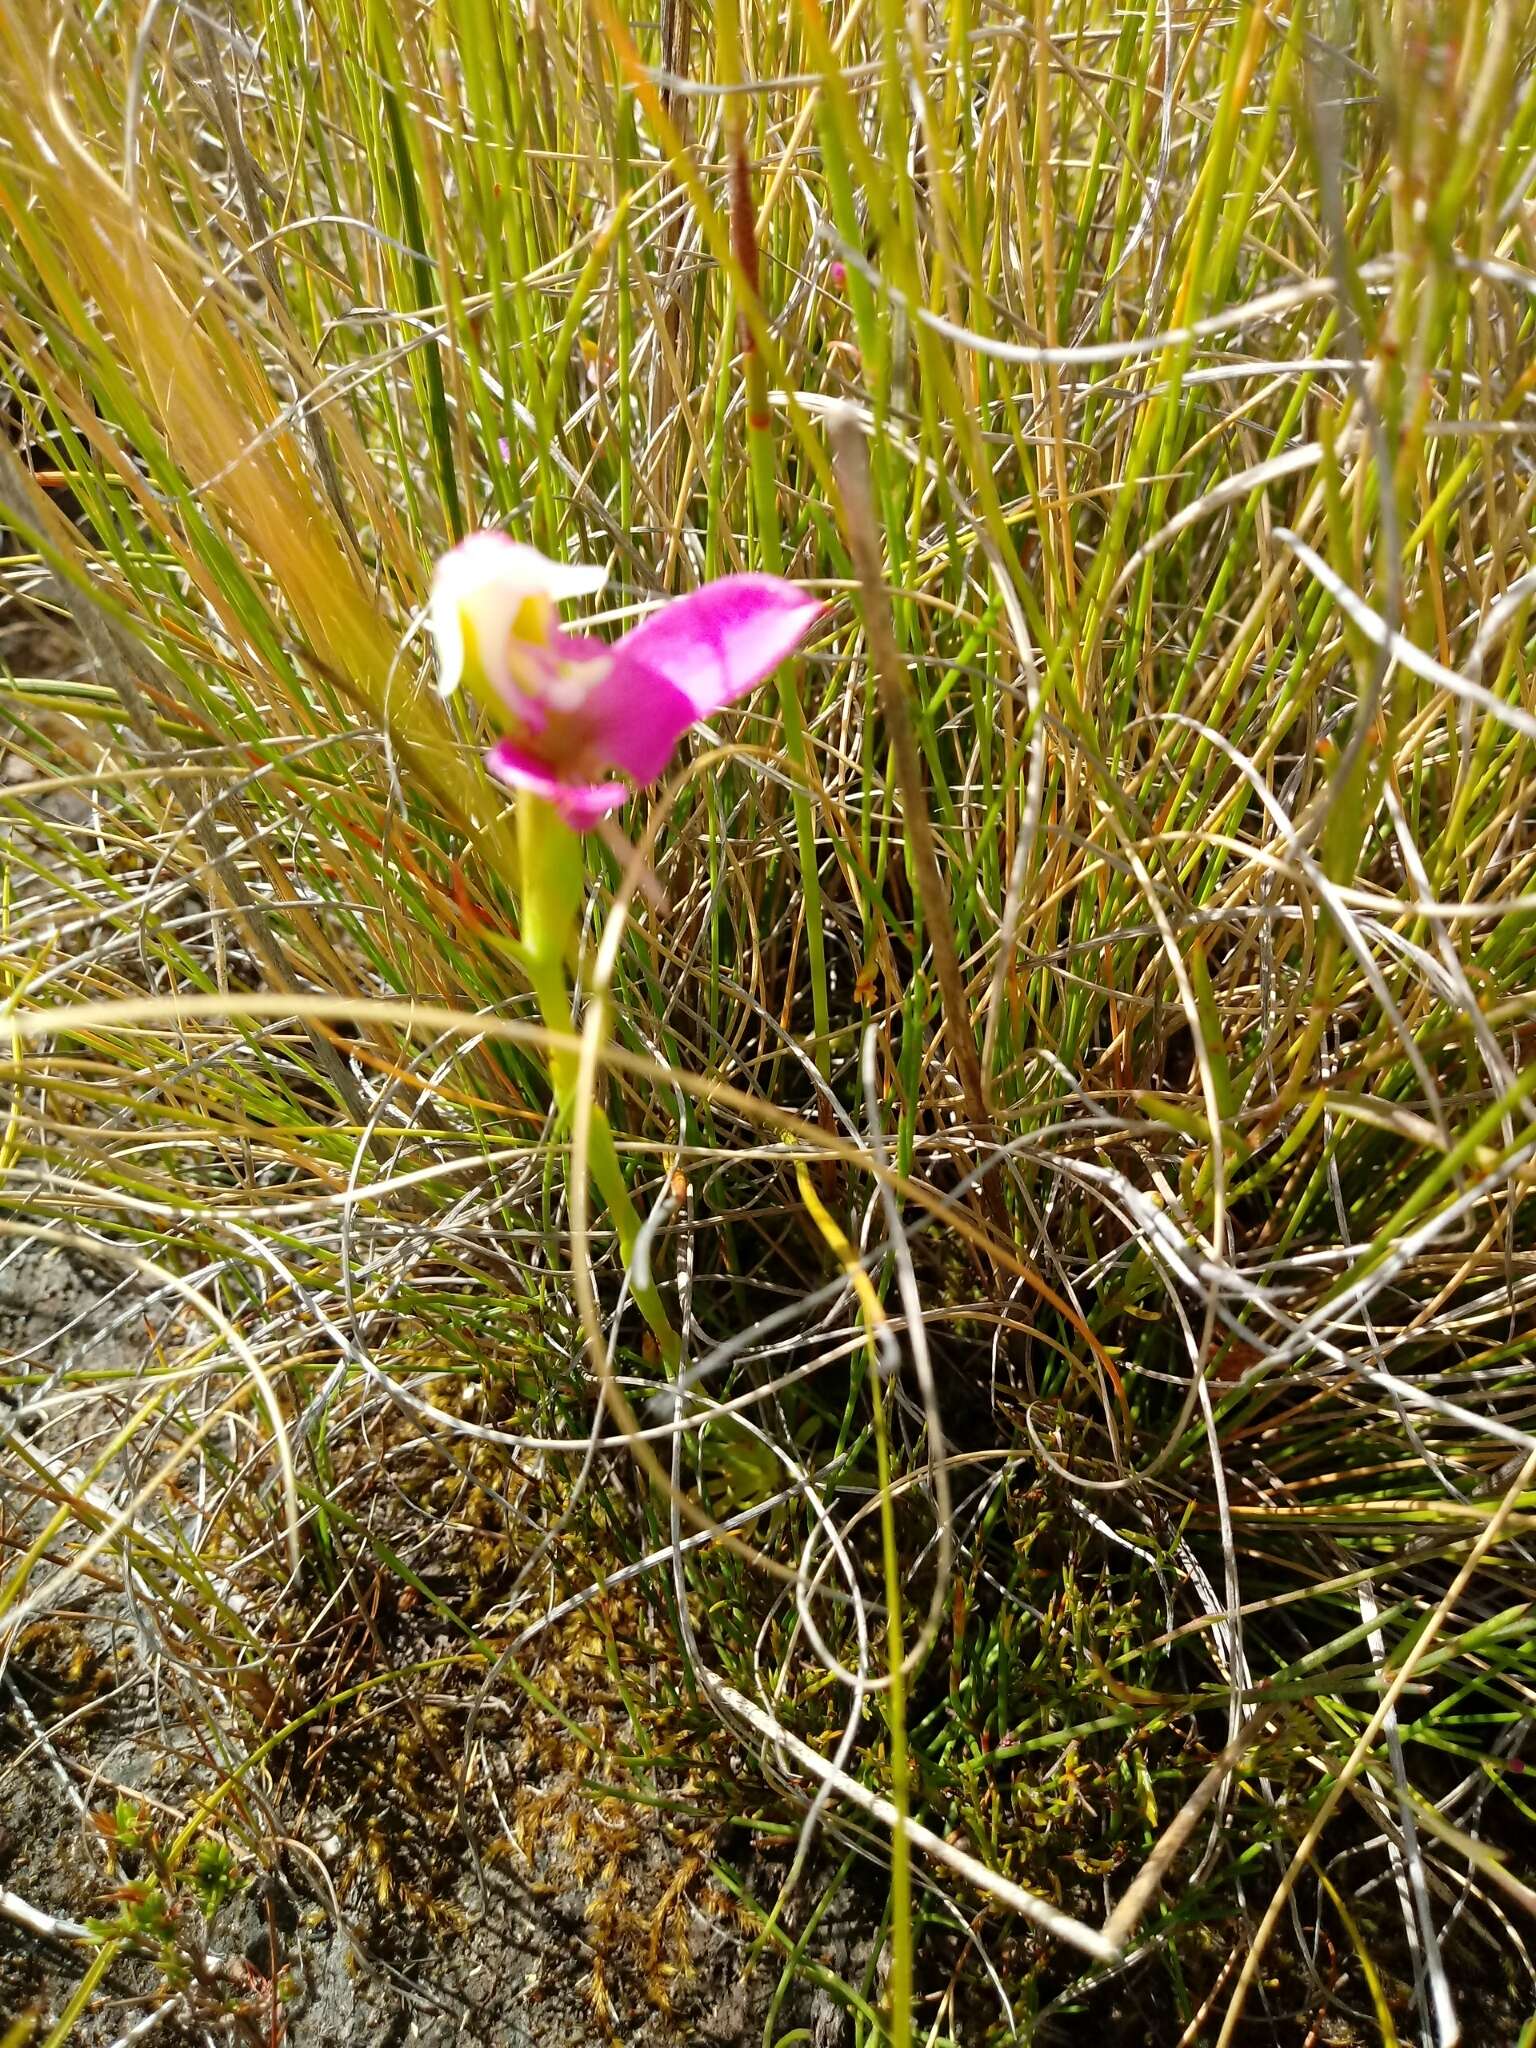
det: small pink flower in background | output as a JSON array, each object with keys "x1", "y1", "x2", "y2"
[
  {"x1": 429, "y1": 533, "x2": 821, "y2": 828},
  {"x1": 827, "y1": 259, "x2": 847, "y2": 290}
]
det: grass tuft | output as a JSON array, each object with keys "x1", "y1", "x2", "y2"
[{"x1": 3, "y1": 1, "x2": 1536, "y2": 2041}]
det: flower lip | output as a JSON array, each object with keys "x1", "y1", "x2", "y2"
[{"x1": 485, "y1": 738, "x2": 627, "y2": 830}]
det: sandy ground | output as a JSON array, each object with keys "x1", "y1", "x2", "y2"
[{"x1": 0, "y1": 1237, "x2": 867, "y2": 2045}]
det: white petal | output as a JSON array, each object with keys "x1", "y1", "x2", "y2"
[
  {"x1": 427, "y1": 532, "x2": 608, "y2": 701},
  {"x1": 540, "y1": 556, "x2": 610, "y2": 600},
  {"x1": 428, "y1": 577, "x2": 467, "y2": 697}
]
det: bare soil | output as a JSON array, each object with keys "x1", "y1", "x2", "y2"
[{"x1": 0, "y1": 1241, "x2": 865, "y2": 2045}]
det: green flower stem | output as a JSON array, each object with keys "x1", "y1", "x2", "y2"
[{"x1": 517, "y1": 797, "x2": 679, "y2": 1365}]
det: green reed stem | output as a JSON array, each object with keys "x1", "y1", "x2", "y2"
[
  {"x1": 717, "y1": 0, "x2": 830, "y2": 1073},
  {"x1": 517, "y1": 798, "x2": 679, "y2": 1365}
]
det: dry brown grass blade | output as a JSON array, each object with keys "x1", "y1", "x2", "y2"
[{"x1": 0, "y1": 0, "x2": 517, "y2": 881}]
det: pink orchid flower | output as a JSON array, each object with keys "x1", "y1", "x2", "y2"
[{"x1": 429, "y1": 533, "x2": 822, "y2": 829}]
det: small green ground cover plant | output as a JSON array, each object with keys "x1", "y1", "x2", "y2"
[{"x1": 2, "y1": 0, "x2": 1536, "y2": 2041}]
